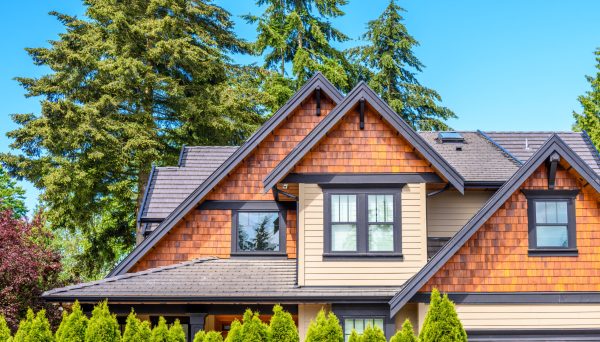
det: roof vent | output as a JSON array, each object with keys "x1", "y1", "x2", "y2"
[{"x1": 438, "y1": 132, "x2": 464, "y2": 143}]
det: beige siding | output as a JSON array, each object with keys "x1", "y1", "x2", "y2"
[
  {"x1": 298, "y1": 183, "x2": 427, "y2": 286},
  {"x1": 417, "y1": 304, "x2": 600, "y2": 330},
  {"x1": 394, "y1": 303, "x2": 419, "y2": 332},
  {"x1": 427, "y1": 190, "x2": 492, "y2": 238},
  {"x1": 298, "y1": 304, "x2": 329, "y2": 341}
]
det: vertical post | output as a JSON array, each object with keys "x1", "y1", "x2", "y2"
[
  {"x1": 190, "y1": 313, "x2": 207, "y2": 340},
  {"x1": 359, "y1": 98, "x2": 365, "y2": 130},
  {"x1": 315, "y1": 87, "x2": 321, "y2": 116}
]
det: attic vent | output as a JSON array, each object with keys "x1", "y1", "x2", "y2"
[{"x1": 438, "y1": 132, "x2": 464, "y2": 143}]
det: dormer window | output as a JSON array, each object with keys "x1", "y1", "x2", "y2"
[{"x1": 231, "y1": 211, "x2": 286, "y2": 255}]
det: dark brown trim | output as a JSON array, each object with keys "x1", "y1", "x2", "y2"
[
  {"x1": 198, "y1": 200, "x2": 296, "y2": 211},
  {"x1": 411, "y1": 291, "x2": 600, "y2": 304},
  {"x1": 282, "y1": 173, "x2": 442, "y2": 185},
  {"x1": 43, "y1": 295, "x2": 394, "y2": 304},
  {"x1": 547, "y1": 152, "x2": 560, "y2": 189},
  {"x1": 464, "y1": 181, "x2": 505, "y2": 189},
  {"x1": 177, "y1": 145, "x2": 186, "y2": 167}
]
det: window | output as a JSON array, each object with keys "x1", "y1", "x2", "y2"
[
  {"x1": 523, "y1": 190, "x2": 579, "y2": 256},
  {"x1": 343, "y1": 318, "x2": 384, "y2": 341},
  {"x1": 232, "y1": 211, "x2": 286, "y2": 255},
  {"x1": 324, "y1": 188, "x2": 401, "y2": 258}
]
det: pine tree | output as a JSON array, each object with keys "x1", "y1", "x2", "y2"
[
  {"x1": 268, "y1": 305, "x2": 298, "y2": 342},
  {"x1": 150, "y1": 317, "x2": 170, "y2": 342},
  {"x1": 348, "y1": 330, "x2": 361, "y2": 342},
  {"x1": 389, "y1": 319, "x2": 417, "y2": 342},
  {"x1": 203, "y1": 331, "x2": 224, "y2": 342},
  {"x1": 0, "y1": 316, "x2": 11, "y2": 342},
  {"x1": 348, "y1": 0, "x2": 456, "y2": 130},
  {"x1": 1, "y1": 0, "x2": 266, "y2": 278},
  {"x1": 0, "y1": 166, "x2": 26, "y2": 219},
  {"x1": 121, "y1": 310, "x2": 150, "y2": 342},
  {"x1": 244, "y1": 0, "x2": 350, "y2": 89},
  {"x1": 360, "y1": 325, "x2": 385, "y2": 342},
  {"x1": 168, "y1": 320, "x2": 186, "y2": 342},
  {"x1": 254, "y1": 216, "x2": 276, "y2": 251},
  {"x1": 224, "y1": 320, "x2": 242, "y2": 342},
  {"x1": 304, "y1": 309, "x2": 343, "y2": 342},
  {"x1": 84, "y1": 301, "x2": 120, "y2": 342},
  {"x1": 419, "y1": 289, "x2": 467, "y2": 342},
  {"x1": 27, "y1": 310, "x2": 54, "y2": 342},
  {"x1": 574, "y1": 48, "x2": 600, "y2": 147},
  {"x1": 55, "y1": 301, "x2": 88, "y2": 342},
  {"x1": 192, "y1": 330, "x2": 206, "y2": 342},
  {"x1": 13, "y1": 309, "x2": 34, "y2": 342},
  {"x1": 240, "y1": 310, "x2": 268, "y2": 342}
]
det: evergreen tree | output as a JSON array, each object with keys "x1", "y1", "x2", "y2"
[
  {"x1": 12, "y1": 309, "x2": 34, "y2": 342},
  {"x1": 348, "y1": 0, "x2": 456, "y2": 130},
  {"x1": 192, "y1": 331, "x2": 206, "y2": 342},
  {"x1": 268, "y1": 305, "x2": 298, "y2": 342},
  {"x1": 0, "y1": 316, "x2": 11, "y2": 342},
  {"x1": 574, "y1": 48, "x2": 600, "y2": 147},
  {"x1": 419, "y1": 289, "x2": 467, "y2": 342},
  {"x1": 244, "y1": 0, "x2": 350, "y2": 89},
  {"x1": 55, "y1": 301, "x2": 88, "y2": 342},
  {"x1": 121, "y1": 311, "x2": 150, "y2": 342},
  {"x1": 150, "y1": 317, "x2": 170, "y2": 342},
  {"x1": 168, "y1": 320, "x2": 186, "y2": 342},
  {"x1": 1, "y1": 0, "x2": 266, "y2": 278},
  {"x1": 84, "y1": 301, "x2": 120, "y2": 342},
  {"x1": 240, "y1": 310, "x2": 268, "y2": 342},
  {"x1": 0, "y1": 166, "x2": 26, "y2": 219},
  {"x1": 224, "y1": 320, "x2": 242, "y2": 342},
  {"x1": 304, "y1": 309, "x2": 343, "y2": 342},
  {"x1": 203, "y1": 331, "x2": 224, "y2": 342},
  {"x1": 348, "y1": 330, "x2": 361, "y2": 342},
  {"x1": 254, "y1": 216, "x2": 276, "y2": 251},
  {"x1": 27, "y1": 310, "x2": 54, "y2": 342},
  {"x1": 389, "y1": 319, "x2": 417, "y2": 342}
]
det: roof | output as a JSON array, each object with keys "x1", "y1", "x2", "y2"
[
  {"x1": 44, "y1": 258, "x2": 399, "y2": 302},
  {"x1": 389, "y1": 134, "x2": 600, "y2": 316},
  {"x1": 178, "y1": 146, "x2": 238, "y2": 168},
  {"x1": 418, "y1": 131, "x2": 520, "y2": 183}
]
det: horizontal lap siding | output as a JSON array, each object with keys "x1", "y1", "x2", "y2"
[
  {"x1": 421, "y1": 164, "x2": 600, "y2": 292},
  {"x1": 299, "y1": 183, "x2": 427, "y2": 286},
  {"x1": 427, "y1": 190, "x2": 493, "y2": 238}
]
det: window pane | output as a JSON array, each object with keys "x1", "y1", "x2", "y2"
[
  {"x1": 556, "y1": 201, "x2": 568, "y2": 223},
  {"x1": 343, "y1": 318, "x2": 384, "y2": 342},
  {"x1": 536, "y1": 201, "x2": 568, "y2": 224},
  {"x1": 369, "y1": 224, "x2": 394, "y2": 251},
  {"x1": 368, "y1": 195, "x2": 393, "y2": 222},
  {"x1": 344, "y1": 319, "x2": 354, "y2": 334},
  {"x1": 536, "y1": 225, "x2": 568, "y2": 247},
  {"x1": 535, "y1": 201, "x2": 546, "y2": 223},
  {"x1": 332, "y1": 195, "x2": 357, "y2": 223},
  {"x1": 332, "y1": 224, "x2": 357, "y2": 251},
  {"x1": 237, "y1": 212, "x2": 280, "y2": 251},
  {"x1": 373, "y1": 319, "x2": 384, "y2": 329}
]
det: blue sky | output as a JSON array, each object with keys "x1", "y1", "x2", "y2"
[{"x1": 1, "y1": 0, "x2": 599, "y2": 211}]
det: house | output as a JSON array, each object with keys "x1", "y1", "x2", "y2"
[{"x1": 43, "y1": 74, "x2": 600, "y2": 341}]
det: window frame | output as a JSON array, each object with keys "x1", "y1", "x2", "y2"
[
  {"x1": 341, "y1": 317, "x2": 386, "y2": 342},
  {"x1": 322, "y1": 186, "x2": 403, "y2": 259},
  {"x1": 231, "y1": 209, "x2": 287, "y2": 256},
  {"x1": 523, "y1": 189, "x2": 579, "y2": 256}
]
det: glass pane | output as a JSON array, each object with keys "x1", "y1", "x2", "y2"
[
  {"x1": 373, "y1": 319, "x2": 384, "y2": 329},
  {"x1": 536, "y1": 201, "x2": 546, "y2": 224},
  {"x1": 536, "y1": 201, "x2": 568, "y2": 224},
  {"x1": 536, "y1": 225, "x2": 568, "y2": 247},
  {"x1": 331, "y1": 195, "x2": 357, "y2": 223},
  {"x1": 556, "y1": 201, "x2": 568, "y2": 223},
  {"x1": 369, "y1": 224, "x2": 394, "y2": 251},
  {"x1": 332, "y1": 224, "x2": 357, "y2": 251},
  {"x1": 344, "y1": 319, "x2": 354, "y2": 334},
  {"x1": 368, "y1": 195, "x2": 393, "y2": 222},
  {"x1": 354, "y1": 319, "x2": 364, "y2": 332},
  {"x1": 332, "y1": 195, "x2": 339, "y2": 222},
  {"x1": 546, "y1": 202, "x2": 557, "y2": 223},
  {"x1": 237, "y1": 212, "x2": 280, "y2": 251}
]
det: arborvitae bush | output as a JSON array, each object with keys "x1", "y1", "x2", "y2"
[
  {"x1": 419, "y1": 289, "x2": 467, "y2": 342},
  {"x1": 150, "y1": 317, "x2": 170, "y2": 342},
  {"x1": 240, "y1": 310, "x2": 268, "y2": 342},
  {"x1": 13, "y1": 309, "x2": 35, "y2": 342},
  {"x1": 360, "y1": 325, "x2": 385, "y2": 342},
  {"x1": 192, "y1": 330, "x2": 206, "y2": 342},
  {"x1": 27, "y1": 310, "x2": 54, "y2": 342},
  {"x1": 304, "y1": 309, "x2": 343, "y2": 342},
  {"x1": 348, "y1": 330, "x2": 361, "y2": 342},
  {"x1": 121, "y1": 311, "x2": 150, "y2": 342},
  {"x1": 84, "y1": 301, "x2": 120, "y2": 342},
  {"x1": 224, "y1": 320, "x2": 242, "y2": 342},
  {"x1": 168, "y1": 320, "x2": 186, "y2": 342},
  {"x1": 203, "y1": 331, "x2": 224, "y2": 342},
  {"x1": 0, "y1": 315, "x2": 11, "y2": 342},
  {"x1": 268, "y1": 305, "x2": 298, "y2": 342},
  {"x1": 390, "y1": 319, "x2": 417, "y2": 342},
  {"x1": 55, "y1": 301, "x2": 88, "y2": 342}
]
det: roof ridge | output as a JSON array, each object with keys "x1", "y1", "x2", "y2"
[
  {"x1": 485, "y1": 131, "x2": 579, "y2": 134},
  {"x1": 477, "y1": 130, "x2": 523, "y2": 165}
]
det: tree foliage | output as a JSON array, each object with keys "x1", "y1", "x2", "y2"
[
  {"x1": 0, "y1": 210, "x2": 62, "y2": 331},
  {"x1": 244, "y1": 0, "x2": 350, "y2": 89},
  {"x1": 268, "y1": 304, "x2": 298, "y2": 342},
  {"x1": 121, "y1": 310, "x2": 150, "y2": 342},
  {"x1": 389, "y1": 319, "x2": 417, "y2": 342},
  {"x1": 348, "y1": 330, "x2": 361, "y2": 342},
  {"x1": 360, "y1": 325, "x2": 386, "y2": 342},
  {"x1": 304, "y1": 309, "x2": 343, "y2": 342},
  {"x1": 84, "y1": 301, "x2": 120, "y2": 342},
  {"x1": 0, "y1": 166, "x2": 26, "y2": 219},
  {"x1": 0, "y1": 315, "x2": 10, "y2": 342},
  {"x1": 168, "y1": 320, "x2": 186, "y2": 342},
  {"x1": 224, "y1": 320, "x2": 242, "y2": 342},
  {"x1": 239, "y1": 310, "x2": 268, "y2": 342},
  {"x1": 419, "y1": 289, "x2": 467, "y2": 342},
  {"x1": 347, "y1": 0, "x2": 455, "y2": 130},
  {"x1": 203, "y1": 331, "x2": 224, "y2": 342},
  {"x1": 150, "y1": 317, "x2": 170, "y2": 342},
  {"x1": 55, "y1": 301, "x2": 88, "y2": 342},
  {"x1": 574, "y1": 48, "x2": 600, "y2": 147}
]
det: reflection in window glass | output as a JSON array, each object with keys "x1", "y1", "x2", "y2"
[
  {"x1": 332, "y1": 224, "x2": 357, "y2": 251},
  {"x1": 331, "y1": 195, "x2": 358, "y2": 252},
  {"x1": 237, "y1": 212, "x2": 279, "y2": 251},
  {"x1": 343, "y1": 318, "x2": 385, "y2": 341},
  {"x1": 368, "y1": 195, "x2": 394, "y2": 252},
  {"x1": 537, "y1": 226, "x2": 568, "y2": 247}
]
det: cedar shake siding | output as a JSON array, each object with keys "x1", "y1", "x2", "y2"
[{"x1": 421, "y1": 163, "x2": 600, "y2": 292}]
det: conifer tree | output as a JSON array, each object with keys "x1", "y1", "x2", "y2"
[
  {"x1": 348, "y1": 0, "x2": 455, "y2": 130},
  {"x1": 244, "y1": 0, "x2": 350, "y2": 89},
  {"x1": 121, "y1": 311, "x2": 150, "y2": 342},
  {"x1": 268, "y1": 305, "x2": 298, "y2": 342},
  {"x1": 13, "y1": 309, "x2": 34, "y2": 342},
  {"x1": 55, "y1": 301, "x2": 88, "y2": 342},
  {"x1": 304, "y1": 309, "x2": 343, "y2": 342},
  {"x1": 168, "y1": 320, "x2": 186, "y2": 342},
  {"x1": 192, "y1": 331, "x2": 206, "y2": 342},
  {"x1": 348, "y1": 330, "x2": 361, "y2": 342},
  {"x1": 360, "y1": 325, "x2": 385, "y2": 342},
  {"x1": 574, "y1": 48, "x2": 600, "y2": 147},
  {"x1": 419, "y1": 289, "x2": 467, "y2": 342},
  {"x1": 389, "y1": 319, "x2": 417, "y2": 342},
  {"x1": 150, "y1": 317, "x2": 170, "y2": 342},
  {"x1": 240, "y1": 310, "x2": 268, "y2": 342},
  {"x1": 0, "y1": 316, "x2": 11, "y2": 342},
  {"x1": 84, "y1": 301, "x2": 120, "y2": 342},
  {"x1": 27, "y1": 310, "x2": 54, "y2": 342},
  {"x1": 0, "y1": 166, "x2": 26, "y2": 218},
  {"x1": 224, "y1": 320, "x2": 242, "y2": 342},
  {"x1": 203, "y1": 331, "x2": 224, "y2": 342}
]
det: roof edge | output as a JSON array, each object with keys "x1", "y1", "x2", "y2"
[
  {"x1": 136, "y1": 165, "x2": 156, "y2": 225},
  {"x1": 477, "y1": 130, "x2": 523, "y2": 165}
]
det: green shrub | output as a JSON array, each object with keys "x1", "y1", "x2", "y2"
[
  {"x1": 224, "y1": 320, "x2": 242, "y2": 342},
  {"x1": 150, "y1": 317, "x2": 169, "y2": 342},
  {"x1": 168, "y1": 320, "x2": 186, "y2": 342},
  {"x1": 240, "y1": 310, "x2": 268, "y2": 342},
  {"x1": 84, "y1": 301, "x2": 120, "y2": 342},
  {"x1": 27, "y1": 310, "x2": 54, "y2": 342},
  {"x1": 304, "y1": 309, "x2": 343, "y2": 342},
  {"x1": 121, "y1": 311, "x2": 150, "y2": 342},
  {"x1": 419, "y1": 289, "x2": 467, "y2": 342},
  {"x1": 360, "y1": 325, "x2": 385, "y2": 342},
  {"x1": 192, "y1": 330, "x2": 206, "y2": 342},
  {"x1": 13, "y1": 309, "x2": 35, "y2": 342},
  {"x1": 348, "y1": 330, "x2": 361, "y2": 342},
  {"x1": 390, "y1": 319, "x2": 417, "y2": 342},
  {"x1": 268, "y1": 305, "x2": 298, "y2": 342},
  {"x1": 203, "y1": 331, "x2": 224, "y2": 342},
  {"x1": 55, "y1": 301, "x2": 88, "y2": 342},
  {"x1": 0, "y1": 315, "x2": 12, "y2": 342}
]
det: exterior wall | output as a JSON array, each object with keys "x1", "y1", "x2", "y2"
[
  {"x1": 427, "y1": 190, "x2": 492, "y2": 238},
  {"x1": 421, "y1": 164, "x2": 600, "y2": 292},
  {"x1": 394, "y1": 303, "x2": 419, "y2": 332},
  {"x1": 298, "y1": 304, "x2": 329, "y2": 341},
  {"x1": 293, "y1": 106, "x2": 436, "y2": 174},
  {"x1": 298, "y1": 183, "x2": 427, "y2": 286}
]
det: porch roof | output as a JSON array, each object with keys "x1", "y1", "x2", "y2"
[{"x1": 43, "y1": 258, "x2": 400, "y2": 303}]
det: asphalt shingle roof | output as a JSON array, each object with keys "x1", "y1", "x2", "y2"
[{"x1": 43, "y1": 258, "x2": 399, "y2": 302}]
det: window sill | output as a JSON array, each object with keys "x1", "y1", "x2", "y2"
[
  {"x1": 528, "y1": 248, "x2": 578, "y2": 257},
  {"x1": 322, "y1": 253, "x2": 404, "y2": 261}
]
